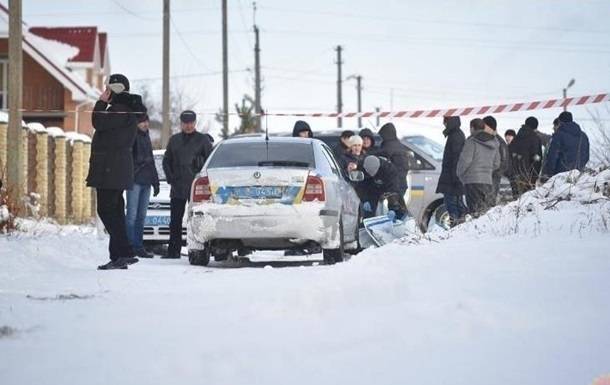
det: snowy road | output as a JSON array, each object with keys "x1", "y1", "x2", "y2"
[{"x1": 1, "y1": 223, "x2": 609, "y2": 385}]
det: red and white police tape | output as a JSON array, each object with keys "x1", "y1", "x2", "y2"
[
  {"x1": 4, "y1": 92, "x2": 608, "y2": 117},
  {"x1": 260, "y1": 93, "x2": 609, "y2": 118}
]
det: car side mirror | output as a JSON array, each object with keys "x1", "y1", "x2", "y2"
[
  {"x1": 407, "y1": 150, "x2": 415, "y2": 159},
  {"x1": 348, "y1": 170, "x2": 365, "y2": 182}
]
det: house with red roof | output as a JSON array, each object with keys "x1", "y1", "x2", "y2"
[{"x1": 0, "y1": 3, "x2": 111, "y2": 136}]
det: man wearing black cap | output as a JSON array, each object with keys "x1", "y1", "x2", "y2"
[
  {"x1": 542, "y1": 111, "x2": 589, "y2": 178},
  {"x1": 162, "y1": 110, "x2": 213, "y2": 259},
  {"x1": 87, "y1": 73, "x2": 147, "y2": 270},
  {"x1": 508, "y1": 116, "x2": 543, "y2": 197}
]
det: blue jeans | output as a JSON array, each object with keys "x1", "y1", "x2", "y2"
[
  {"x1": 443, "y1": 193, "x2": 467, "y2": 222},
  {"x1": 125, "y1": 183, "x2": 151, "y2": 250}
]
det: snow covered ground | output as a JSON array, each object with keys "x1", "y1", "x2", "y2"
[{"x1": 1, "y1": 171, "x2": 609, "y2": 385}]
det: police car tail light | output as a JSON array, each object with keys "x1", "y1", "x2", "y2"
[
  {"x1": 192, "y1": 176, "x2": 212, "y2": 202},
  {"x1": 303, "y1": 175, "x2": 325, "y2": 202}
]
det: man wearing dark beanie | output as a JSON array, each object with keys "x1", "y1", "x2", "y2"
[
  {"x1": 508, "y1": 116, "x2": 543, "y2": 197},
  {"x1": 543, "y1": 111, "x2": 589, "y2": 178},
  {"x1": 483, "y1": 115, "x2": 509, "y2": 204}
]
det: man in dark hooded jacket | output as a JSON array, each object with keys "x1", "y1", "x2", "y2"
[
  {"x1": 508, "y1": 117, "x2": 543, "y2": 197},
  {"x1": 292, "y1": 120, "x2": 313, "y2": 138},
  {"x1": 360, "y1": 155, "x2": 407, "y2": 219},
  {"x1": 87, "y1": 74, "x2": 147, "y2": 270},
  {"x1": 436, "y1": 116, "x2": 467, "y2": 226},
  {"x1": 543, "y1": 111, "x2": 589, "y2": 177},
  {"x1": 377, "y1": 123, "x2": 409, "y2": 196},
  {"x1": 163, "y1": 110, "x2": 214, "y2": 259}
]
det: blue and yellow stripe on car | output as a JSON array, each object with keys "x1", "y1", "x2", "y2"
[{"x1": 409, "y1": 185, "x2": 425, "y2": 198}]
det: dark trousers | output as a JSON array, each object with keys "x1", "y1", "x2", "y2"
[
  {"x1": 464, "y1": 183, "x2": 493, "y2": 218},
  {"x1": 443, "y1": 193, "x2": 467, "y2": 223},
  {"x1": 97, "y1": 188, "x2": 133, "y2": 261},
  {"x1": 168, "y1": 197, "x2": 187, "y2": 255}
]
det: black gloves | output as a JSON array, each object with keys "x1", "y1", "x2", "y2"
[{"x1": 153, "y1": 184, "x2": 160, "y2": 197}]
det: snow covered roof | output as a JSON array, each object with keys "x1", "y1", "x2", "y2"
[
  {"x1": 0, "y1": 4, "x2": 100, "y2": 103},
  {"x1": 29, "y1": 26, "x2": 98, "y2": 63}
]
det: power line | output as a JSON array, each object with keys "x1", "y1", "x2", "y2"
[
  {"x1": 169, "y1": 14, "x2": 214, "y2": 72},
  {"x1": 259, "y1": 6, "x2": 610, "y2": 35},
  {"x1": 261, "y1": 28, "x2": 610, "y2": 54},
  {"x1": 109, "y1": 0, "x2": 155, "y2": 21},
  {"x1": 131, "y1": 69, "x2": 250, "y2": 82}
]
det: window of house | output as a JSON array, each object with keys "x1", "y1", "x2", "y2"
[{"x1": 0, "y1": 59, "x2": 7, "y2": 110}]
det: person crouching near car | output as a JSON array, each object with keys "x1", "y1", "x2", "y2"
[
  {"x1": 456, "y1": 118, "x2": 501, "y2": 218},
  {"x1": 87, "y1": 74, "x2": 147, "y2": 270},
  {"x1": 125, "y1": 114, "x2": 160, "y2": 259},
  {"x1": 162, "y1": 110, "x2": 213, "y2": 259},
  {"x1": 360, "y1": 155, "x2": 408, "y2": 220}
]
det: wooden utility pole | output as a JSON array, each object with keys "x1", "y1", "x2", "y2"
[
  {"x1": 161, "y1": 0, "x2": 171, "y2": 147},
  {"x1": 335, "y1": 45, "x2": 343, "y2": 128},
  {"x1": 7, "y1": 0, "x2": 24, "y2": 208},
  {"x1": 222, "y1": 0, "x2": 229, "y2": 138},
  {"x1": 253, "y1": 3, "x2": 262, "y2": 132}
]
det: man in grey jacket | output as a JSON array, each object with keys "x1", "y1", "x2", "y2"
[
  {"x1": 457, "y1": 118, "x2": 501, "y2": 218},
  {"x1": 483, "y1": 115, "x2": 509, "y2": 204}
]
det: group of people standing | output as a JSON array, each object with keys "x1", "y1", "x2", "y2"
[
  {"x1": 292, "y1": 121, "x2": 409, "y2": 219},
  {"x1": 437, "y1": 111, "x2": 590, "y2": 226},
  {"x1": 87, "y1": 73, "x2": 213, "y2": 270}
]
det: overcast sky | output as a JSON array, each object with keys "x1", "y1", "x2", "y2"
[{"x1": 22, "y1": 0, "x2": 610, "y2": 142}]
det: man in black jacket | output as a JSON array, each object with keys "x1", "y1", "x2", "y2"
[
  {"x1": 125, "y1": 114, "x2": 160, "y2": 258},
  {"x1": 508, "y1": 117, "x2": 543, "y2": 197},
  {"x1": 87, "y1": 74, "x2": 146, "y2": 270},
  {"x1": 163, "y1": 110, "x2": 213, "y2": 259},
  {"x1": 436, "y1": 116, "x2": 467, "y2": 226},
  {"x1": 360, "y1": 155, "x2": 407, "y2": 219},
  {"x1": 377, "y1": 123, "x2": 409, "y2": 196}
]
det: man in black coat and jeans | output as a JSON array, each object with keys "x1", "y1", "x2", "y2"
[
  {"x1": 87, "y1": 74, "x2": 147, "y2": 270},
  {"x1": 125, "y1": 114, "x2": 160, "y2": 258},
  {"x1": 436, "y1": 116, "x2": 467, "y2": 227},
  {"x1": 377, "y1": 123, "x2": 409, "y2": 196},
  {"x1": 163, "y1": 111, "x2": 213, "y2": 259}
]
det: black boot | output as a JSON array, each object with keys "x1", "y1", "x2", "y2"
[
  {"x1": 162, "y1": 250, "x2": 181, "y2": 259},
  {"x1": 97, "y1": 259, "x2": 128, "y2": 270},
  {"x1": 135, "y1": 248, "x2": 154, "y2": 258},
  {"x1": 119, "y1": 256, "x2": 139, "y2": 265}
]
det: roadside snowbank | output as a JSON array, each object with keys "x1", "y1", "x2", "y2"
[{"x1": 1, "y1": 170, "x2": 609, "y2": 385}]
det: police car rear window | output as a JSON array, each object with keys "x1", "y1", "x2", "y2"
[{"x1": 207, "y1": 142, "x2": 315, "y2": 169}]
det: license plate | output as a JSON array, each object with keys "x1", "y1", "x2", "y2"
[
  {"x1": 233, "y1": 186, "x2": 284, "y2": 199},
  {"x1": 145, "y1": 215, "x2": 171, "y2": 226}
]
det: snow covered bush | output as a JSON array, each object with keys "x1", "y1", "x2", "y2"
[
  {"x1": 0, "y1": 185, "x2": 17, "y2": 233},
  {"x1": 451, "y1": 169, "x2": 610, "y2": 238}
]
